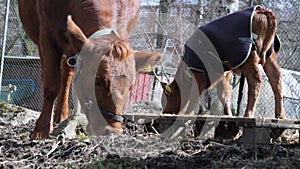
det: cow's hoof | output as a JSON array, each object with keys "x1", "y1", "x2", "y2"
[
  {"x1": 30, "y1": 131, "x2": 50, "y2": 140},
  {"x1": 86, "y1": 123, "x2": 123, "y2": 136},
  {"x1": 53, "y1": 111, "x2": 68, "y2": 124},
  {"x1": 30, "y1": 125, "x2": 52, "y2": 140}
]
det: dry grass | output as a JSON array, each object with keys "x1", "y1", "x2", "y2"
[{"x1": 0, "y1": 104, "x2": 299, "y2": 169}]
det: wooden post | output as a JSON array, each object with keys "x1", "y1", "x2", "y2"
[
  {"x1": 1, "y1": 84, "x2": 17, "y2": 104},
  {"x1": 241, "y1": 127, "x2": 271, "y2": 148}
]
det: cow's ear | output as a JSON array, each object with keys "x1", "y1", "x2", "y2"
[
  {"x1": 66, "y1": 15, "x2": 87, "y2": 52},
  {"x1": 133, "y1": 51, "x2": 162, "y2": 72}
]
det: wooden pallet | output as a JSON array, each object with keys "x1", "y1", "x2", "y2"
[{"x1": 123, "y1": 113, "x2": 300, "y2": 148}]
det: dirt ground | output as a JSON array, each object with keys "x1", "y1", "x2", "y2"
[{"x1": 0, "y1": 104, "x2": 299, "y2": 169}]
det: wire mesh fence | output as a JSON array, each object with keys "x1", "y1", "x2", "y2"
[{"x1": 0, "y1": 0, "x2": 299, "y2": 119}]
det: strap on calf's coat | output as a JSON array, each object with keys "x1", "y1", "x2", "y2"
[
  {"x1": 251, "y1": 33, "x2": 281, "y2": 59},
  {"x1": 164, "y1": 84, "x2": 172, "y2": 95},
  {"x1": 266, "y1": 34, "x2": 281, "y2": 57}
]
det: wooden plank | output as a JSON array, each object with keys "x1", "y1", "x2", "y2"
[
  {"x1": 123, "y1": 113, "x2": 300, "y2": 147},
  {"x1": 255, "y1": 118, "x2": 300, "y2": 129},
  {"x1": 123, "y1": 113, "x2": 300, "y2": 129}
]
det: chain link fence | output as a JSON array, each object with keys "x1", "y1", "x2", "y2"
[{"x1": 0, "y1": 0, "x2": 299, "y2": 119}]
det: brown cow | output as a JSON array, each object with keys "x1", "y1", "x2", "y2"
[
  {"x1": 161, "y1": 6, "x2": 286, "y2": 119},
  {"x1": 18, "y1": 0, "x2": 161, "y2": 139}
]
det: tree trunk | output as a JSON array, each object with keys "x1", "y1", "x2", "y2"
[{"x1": 157, "y1": 0, "x2": 175, "y2": 49}]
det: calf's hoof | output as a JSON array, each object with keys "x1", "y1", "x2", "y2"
[
  {"x1": 103, "y1": 125, "x2": 123, "y2": 135},
  {"x1": 271, "y1": 128, "x2": 285, "y2": 140},
  {"x1": 214, "y1": 123, "x2": 239, "y2": 139},
  {"x1": 275, "y1": 114, "x2": 286, "y2": 119}
]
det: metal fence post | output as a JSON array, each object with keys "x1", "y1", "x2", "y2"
[{"x1": 0, "y1": 0, "x2": 11, "y2": 94}]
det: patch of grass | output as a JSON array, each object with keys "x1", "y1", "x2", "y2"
[
  {"x1": 213, "y1": 158, "x2": 251, "y2": 169},
  {"x1": 86, "y1": 159, "x2": 114, "y2": 169},
  {"x1": 17, "y1": 129, "x2": 27, "y2": 136},
  {"x1": 77, "y1": 142, "x2": 86, "y2": 147},
  {"x1": 86, "y1": 158, "x2": 144, "y2": 169},
  {"x1": 77, "y1": 133, "x2": 89, "y2": 141},
  {"x1": 0, "y1": 102, "x2": 25, "y2": 115},
  {"x1": 63, "y1": 162, "x2": 74, "y2": 168},
  {"x1": 0, "y1": 102, "x2": 8, "y2": 115},
  {"x1": 212, "y1": 154, "x2": 298, "y2": 169}
]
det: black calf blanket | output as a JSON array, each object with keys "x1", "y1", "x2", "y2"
[{"x1": 184, "y1": 5, "x2": 263, "y2": 75}]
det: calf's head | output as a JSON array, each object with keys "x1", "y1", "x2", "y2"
[{"x1": 161, "y1": 81, "x2": 182, "y2": 114}]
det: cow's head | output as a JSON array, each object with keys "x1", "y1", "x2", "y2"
[{"x1": 67, "y1": 16, "x2": 162, "y2": 136}]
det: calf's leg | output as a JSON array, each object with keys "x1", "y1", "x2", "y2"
[
  {"x1": 217, "y1": 71, "x2": 233, "y2": 116},
  {"x1": 263, "y1": 52, "x2": 286, "y2": 119},
  {"x1": 241, "y1": 51, "x2": 262, "y2": 118},
  {"x1": 184, "y1": 71, "x2": 208, "y2": 115},
  {"x1": 185, "y1": 70, "x2": 225, "y2": 115}
]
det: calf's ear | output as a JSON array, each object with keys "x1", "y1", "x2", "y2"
[{"x1": 133, "y1": 51, "x2": 162, "y2": 72}]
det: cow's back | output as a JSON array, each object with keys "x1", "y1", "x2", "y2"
[
  {"x1": 18, "y1": 0, "x2": 140, "y2": 47},
  {"x1": 71, "y1": 0, "x2": 140, "y2": 39},
  {"x1": 18, "y1": 0, "x2": 40, "y2": 44}
]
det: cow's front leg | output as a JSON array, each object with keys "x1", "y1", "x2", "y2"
[
  {"x1": 31, "y1": 40, "x2": 62, "y2": 140},
  {"x1": 54, "y1": 56, "x2": 74, "y2": 123},
  {"x1": 263, "y1": 52, "x2": 286, "y2": 119},
  {"x1": 241, "y1": 51, "x2": 262, "y2": 118}
]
